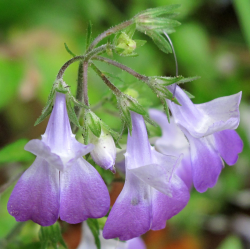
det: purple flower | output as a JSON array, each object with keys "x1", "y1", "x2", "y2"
[
  {"x1": 103, "y1": 112, "x2": 190, "y2": 240},
  {"x1": 167, "y1": 85, "x2": 243, "y2": 192},
  {"x1": 77, "y1": 222, "x2": 146, "y2": 249},
  {"x1": 7, "y1": 92, "x2": 110, "y2": 226},
  {"x1": 149, "y1": 109, "x2": 192, "y2": 190}
]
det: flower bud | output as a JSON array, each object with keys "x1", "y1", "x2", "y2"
[
  {"x1": 89, "y1": 128, "x2": 116, "y2": 173},
  {"x1": 114, "y1": 32, "x2": 136, "y2": 56}
]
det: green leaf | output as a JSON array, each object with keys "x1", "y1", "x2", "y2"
[
  {"x1": 87, "y1": 219, "x2": 100, "y2": 249},
  {"x1": 39, "y1": 222, "x2": 67, "y2": 249},
  {"x1": 86, "y1": 21, "x2": 93, "y2": 50},
  {"x1": 146, "y1": 30, "x2": 172, "y2": 54},
  {"x1": 85, "y1": 111, "x2": 102, "y2": 137},
  {"x1": 0, "y1": 139, "x2": 34, "y2": 165},
  {"x1": 64, "y1": 43, "x2": 76, "y2": 57}
]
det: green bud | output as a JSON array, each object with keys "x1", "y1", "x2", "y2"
[{"x1": 114, "y1": 32, "x2": 136, "y2": 56}]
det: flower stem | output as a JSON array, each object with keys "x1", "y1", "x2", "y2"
[
  {"x1": 83, "y1": 61, "x2": 89, "y2": 106},
  {"x1": 56, "y1": 45, "x2": 108, "y2": 80},
  {"x1": 93, "y1": 56, "x2": 149, "y2": 83},
  {"x1": 87, "y1": 20, "x2": 134, "y2": 52},
  {"x1": 90, "y1": 62, "x2": 122, "y2": 96}
]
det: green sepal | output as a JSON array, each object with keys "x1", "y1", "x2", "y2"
[
  {"x1": 66, "y1": 97, "x2": 81, "y2": 128},
  {"x1": 135, "y1": 4, "x2": 181, "y2": 19},
  {"x1": 34, "y1": 84, "x2": 57, "y2": 126},
  {"x1": 134, "y1": 39, "x2": 147, "y2": 47},
  {"x1": 86, "y1": 20, "x2": 92, "y2": 50},
  {"x1": 87, "y1": 219, "x2": 100, "y2": 249},
  {"x1": 106, "y1": 39, "x2": 113, "y2": 57},
  {"x1": 183, "y1": 89, "x2": 195, "y2": 99},
  {"x1": 123, "y1": 23, "x2": 136, "y2": 38},
  {"x1": 116, "y1": 94, "x2": 155, "y2": 134},
  {"x1": 162, "y1": 99, "x2": 171, "y2": 122},
  {"x1": 39, "y1": 222, "x2": 67, "y2": 249},
  {"x1": 56, "y1": 80, "x2": 69, "y2": 94},
  {"x1": 155, "y1": 76, "x2": 200, "y2": 86},
  {"x1": 146, "y1": 30, "x2": 172, "y2": 54},
  {"x1": 85, "y1": 110, "x2": 102, "y2": 137},
  {"x1": 64, "y1": 43, "x2": 76, "y2": 57}
]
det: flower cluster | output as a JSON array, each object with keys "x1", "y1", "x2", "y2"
[{"x1": 6, "y1": 4, "x2": 244, "y2": 248}]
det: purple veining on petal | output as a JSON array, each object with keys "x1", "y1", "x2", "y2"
[
  {"x1": 214, "y1": 129, "x2": 243, "y2": 165},
  {"x1": 103, "y1": 171, "x2": 152, "y2": 240},
  {"x1": 151, "y1": 174, "x2": 190, "y2": 230},
  {"x1": 184, "y1": 129, "x2": 224, "y2": 193},
  {"x1": 59, "y1": 157, "x2": 110, "y2": 224},
  {"x1": 7, "y1": 157, "x2": 60, "y2": 226},
  {"x1": 167, "y1": 85, "x2": 242, "y2": 138}
]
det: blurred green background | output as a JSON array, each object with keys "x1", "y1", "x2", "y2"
[{"x1": 0, "y1": 0, "x2": 250, "y2": 248}]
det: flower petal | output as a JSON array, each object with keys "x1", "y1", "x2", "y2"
[
  {"x1": 184, "y1": 130, "x2": 224, "y2": 192},
  {"x1": 167, "y1": 85, "x2": 242, "y2": 138},
  {"x1": 126, "y1": 112, "x2": 153, "y2": 169},
  {"x1": 59, "y1": 158, "x2": 110, "y2": 224},
  {"x1": 7, "y1": 157, "x2": 60, "y2": 226},
  {"x1": 127, "y1": 237, "x2": 146, "y2": 249},
  {"x1": 214, "y1": 129, "x2": 243, "y2": 165},
  {"x1": 129, "y1": 149, "x2": 179, "y2": 196},
  {"x1": 151, "y1": 174, "x2": 190, "y2": 230},
  {"x1": 25, "y1": 139, "x2": 64, "y2": 171},
  {"x1": 103, "y1": 171, "x2": 151, "y2": 240},
  {"x1": 176, "y1": 155, "x2": 193, "y2": 190}
]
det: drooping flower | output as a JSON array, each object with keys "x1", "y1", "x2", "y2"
[
  {"x1": 7, "y1": 92, "x2": 110, "y2": 226},
  {"x1": 77, "y1": 222, "x2": 146, "y2": 249},
  {"x1": 89, "y1": 127, "x2": 116, "y2": 173},
  {"x1": 167, "y1": 85, "x2": 243, "y2": 192},
  {"x1": 103, "y1": 111, "x2": 190, "y2": 240},
  {"x1": 149, "y1": 109, "x2": 192, "y2": 190}
]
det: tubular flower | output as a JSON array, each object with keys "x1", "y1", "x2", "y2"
[
  {"x1": 89, "y1": 128, "x2": 116, "y2": 173},
  {"x1": 7, "y1": 92, "x2": 110, "y2": 226},
  {"x1": 149, "y1": 109, "x2": 192, "y2": 190},
  {"x1": 167, "y1": 85, "x2": 243, "y2": 192},
  {"x1": 77, "y1": 222, "x2": 146, "y2": 249},
  {"x1": 103, "y1": 112, "x2": 190, "y2": 240}
]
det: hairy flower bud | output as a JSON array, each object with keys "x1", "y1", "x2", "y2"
[{"x1": 90, "y1": 128, "x2": 116, "y2": 173}]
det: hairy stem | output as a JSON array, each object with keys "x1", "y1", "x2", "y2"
[
  {"x1": 90, "y1": 62, "x2": 122, "y2": 96},
  {"x1": 93, "y1": 56, "x2": 149, "y2": 83},
  {"x1": 83, "y1": 61, "x2": 89, "y2": 106},
  {"x1": 56, "y1": 45, "x2": 108, "y2": 80},
  {"x1": 87, "y1": 20, "x2": 134, "y2": 52}
]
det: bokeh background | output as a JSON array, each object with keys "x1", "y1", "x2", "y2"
[{"x1": 0, "y1": 0, "x2": 250, "y2": 248}]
